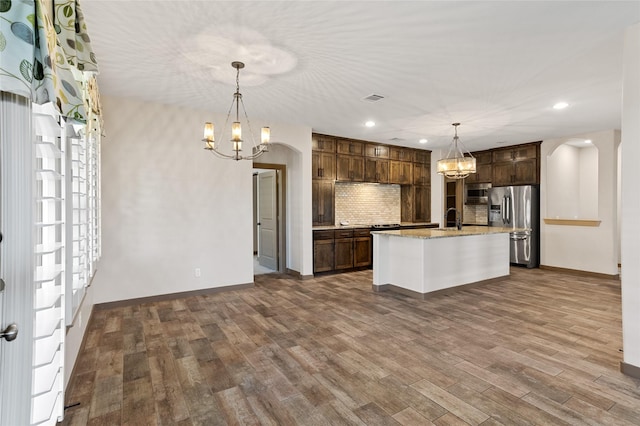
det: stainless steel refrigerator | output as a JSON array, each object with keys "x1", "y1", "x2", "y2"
[{"x1": 488, "y1": 185, "x2": 539, "y2": 268}]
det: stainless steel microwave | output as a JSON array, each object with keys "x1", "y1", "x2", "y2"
[{"x1": 464, "y1": 183, "x2": 491, "y2": 205}]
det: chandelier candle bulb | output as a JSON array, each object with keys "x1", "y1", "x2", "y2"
[
  {"x1": 261, "y1": 127, "x2": 270, "y2": 145},
  {"x1": 232, "y1": 121, "x2": 242, "y2": 142}
]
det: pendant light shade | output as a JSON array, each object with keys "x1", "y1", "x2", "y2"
[{"x1": 437, "y1": 123, "x2": 476, "y2": 179}]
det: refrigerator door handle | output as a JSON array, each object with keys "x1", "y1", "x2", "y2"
[
  {"x1": 501, "y1": 197, "x2": 506, "y2": 224},
  {"x1": 505, "y1": 196, "x2": 511, "y2": 224}
]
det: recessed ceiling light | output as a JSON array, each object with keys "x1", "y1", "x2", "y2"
[
  {"x1": 419, "y1": 138, "x2": 428, "y2": 144},
  {"x1": 584, "y1": 139, "x2": 592, "y2": 144},
  {"x1": 365, "y1": 121, "x2": 375, "y2": 127},
  {"x1": 553, "y1": 102, "x2": 569, "y2": 110}
]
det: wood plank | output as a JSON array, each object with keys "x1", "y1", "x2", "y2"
[{"x1": 63, "y1": 268, "x2": 639, "y2": 426}]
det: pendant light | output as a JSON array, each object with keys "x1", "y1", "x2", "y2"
[
  {"x1": 436, "y1": 123, "x2": 476, "y2": 179},
  {"x1": 202, "y1": 61, "x2": 270, "y2": 161}
]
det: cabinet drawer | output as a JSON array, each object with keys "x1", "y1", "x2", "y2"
[
  {"x1": 353, "y1": 228, "x2": 371, "y2": 237},
  {"x1": 334, "y1": 229, "x2": 354, "y2": 239},
  {"x1": 313, "y1": 230, "x2": 335, "y2": 240}
]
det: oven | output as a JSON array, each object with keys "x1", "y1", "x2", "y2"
[{"x1": 464, "y1": 183, "x2": 491, "y2": 205}]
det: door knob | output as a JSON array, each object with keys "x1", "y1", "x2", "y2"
[{"x1": 1, "y1": 323, "x2": 18, "y2": 342}]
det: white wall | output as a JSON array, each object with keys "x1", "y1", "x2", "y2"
[
  {"x1": 91, "y1": 96, "x2": 312, "y2": 303},
  {"x1": 546, "y1": 144, "x2": 581, "y2": 218},
  {"x1": 579, "y1": 147, "x2": 599, "y2": 219},
  {"x1": 620, "y1": 23, "x2": 640, "y2": 370},
  {"x1": 257, "y1": 143, "x2": 307, "y2": 274},
  {"x1": 540, "y1": 130, "x2": 619, "y2": 275},
  {"x1": 431, "y1": 148, "x2": 445, "y2": 226}
]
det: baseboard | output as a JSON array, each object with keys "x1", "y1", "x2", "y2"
[
  {"x1": 286, "y1": 268, "x2": 313, "y2": 280},
  {"x1": 620, "y1": 361, "x2": 640, "y2": 379},
  {"x1": 94, "y1": 282, "x2": 254, "y2": 310},
  {"x1": 372, "y1": 275, "x2": 508, "y2": 300},
  {"x1": 540, "y1": 265, "x2": 619, "y2": 280}
]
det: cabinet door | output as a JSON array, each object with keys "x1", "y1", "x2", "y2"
[
  {"x1": 389, "y1": 161, "x2": 412, "y2": 184},
  {"x1": 513, "y1": 158, "x2": 538, "y2": 185},
  {"x1": 365, "y1": 158, "x2": 389, "y2": 183},
  {"x1": 466, "y1": 163, "x2": 492, "y2": 183},
  {"x1": 336, "y1": 155, "x2": 364, "y2": 182},
  {"x1": 413, "y1": 162, "x2": 430, "y2": 186},
  {"x1": 389, "y1": 161, "x2": 402, "y2": 184},
  {"x1": 353, "y1": 237, "x2": 372, "y2": 267},
  {"x1": 414, "y1": 150, "x2": 431, "y2": 164},
  {"x1": 337, "y1": 140, "x2": 364, "y2": 156},
  {"x1": 312, "y1": 135, "x2": 336, "y2": 152},
  {"x1": 376, "y1": 159, "x2": 389, "y2": 183},
  {"x1": 312, "y1": 181, "x2": 334, "y2": 225},
  {"x1": 512, "y1": 144, "x2": 538, "y2": 161},
  {"x1": 351, "y1": 156, "x2": 365, "y2": 181},
  {"x1": 314, "y1": 240, "x2": 335, "y2": 273},
  {"x1": 414, "y1": 186, "x2": 431, "y2": 223},
  {"x1": 334, "y1": 239, "x2": 354, "y2": 270},
  {"x1": 473, "y1": 151, "x2": 492, "y2": 165},
  {"x1": 365, "y1": 144, "x2": 390, "y2": 158},
  {"x1": 312, "y1": 151, "x2": 336, "y2": 180},
  {"x1": 336, "y1": 154, "x2": 352, "y2": 181},
  {"x1": 491, "y1": 162, "x2": 514, "y2": 187},
  {"x1": 390, "y1": 147, "x2": 415, "y2": 162},
  {"x1": 492, "y1": 148, "x2": 515, "y2": 163}
]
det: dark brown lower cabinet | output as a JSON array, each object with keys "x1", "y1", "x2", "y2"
[
  {"x1": 313, "y1": 228, "x2": 371, "y2": 274},
  {"x1": 334, "y1": 238, "x2": 354, "y2": 270},
  {"x1": 313, "y1": 230, "x2": 335, "y2": 273},
  {"x1": 353, "y1": 236, "x2": 372, "y2": 267}
]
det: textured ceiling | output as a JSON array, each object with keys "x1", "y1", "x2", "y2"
[{"x1": 81, "y1": 1, "x2": 640, "y2": 151}]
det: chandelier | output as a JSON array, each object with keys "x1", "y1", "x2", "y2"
[
  {"x1": 436, "y1": 123, "x2": 476, "y2": 179},
  {"x1": 202, "y1": 61, "x2": 270, "y2": 161}
]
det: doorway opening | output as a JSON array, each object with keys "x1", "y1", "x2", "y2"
[{"x1": 253, "y1": 163, "x2": 286, "y2": 275}]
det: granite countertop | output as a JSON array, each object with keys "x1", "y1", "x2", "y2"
[
  {"x1": 313, "y1": 223, "x2": 439, "y2": 231},
  {"x1": 371, "y1": 225, "x2": 526, "y2": 239}
]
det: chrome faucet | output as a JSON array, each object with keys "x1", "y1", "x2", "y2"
[{"x1": 445, "y1": 207, "x2": 462, "y2": 230}]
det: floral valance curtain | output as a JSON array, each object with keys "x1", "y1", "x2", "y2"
[{"x1": 0, "y1": 0, "x2": 100, "y2": 124}]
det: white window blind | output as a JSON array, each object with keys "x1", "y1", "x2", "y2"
[
  {"x1": 65, "y1": 126, "x2": 88, "y2": 324},
  {"x1": 32, "y1": 104, "x2": 65, "y2": 425}
]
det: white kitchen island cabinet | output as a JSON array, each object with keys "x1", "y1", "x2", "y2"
[{"x1": 372, "y1": 226, "x2": 515, "y2": 298}]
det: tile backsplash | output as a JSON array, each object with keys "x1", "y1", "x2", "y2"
[
  {"x1": 463, "y1": 204, "x2": 488, "y2": 225},
  {"x1": 335, "y1": 182, "x2": 401, "y2": 225}
]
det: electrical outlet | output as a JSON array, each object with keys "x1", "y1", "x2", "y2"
[{"x1": 195, "y1": 268, "x2": 201, "y2": 278}]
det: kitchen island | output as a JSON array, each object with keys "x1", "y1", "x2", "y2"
[{"x1": 372, "y1": 226, "x2": 515, "y2": 298}]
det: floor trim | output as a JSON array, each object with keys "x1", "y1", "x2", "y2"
[
  {"x1": 94, "y1": 283, "x2": 254, "y2": 310},
  {"x1": 372, "y1": 275, "x2": 508, "y2": 299},
  {"x1": 540, "y1": 265, "x2": 619, "y2": 280},
  {"x1": 620, "y1": 361, "x2": 640, "y2": 379},
  {"x1": 286, "y1": 268, "x2": 314, "y2": 280}
]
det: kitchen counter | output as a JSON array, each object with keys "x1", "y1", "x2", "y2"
[
  {"x1": 372, "y1": 226, "x2": 513, "y2": 298},
  {"x1": 370, "y1": 225, "x2": 516, "y2": 239},
  {"x1": 313, "y1": 223, "x2": 439, "y2": 231}
]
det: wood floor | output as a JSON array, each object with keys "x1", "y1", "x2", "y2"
[{"x1": 62, "y1": 268, "x2": 640, "y2": 425}]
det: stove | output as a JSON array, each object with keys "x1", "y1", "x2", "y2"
[{"x1": 371, "y1": 223, "x2": 401, "y2": 230}]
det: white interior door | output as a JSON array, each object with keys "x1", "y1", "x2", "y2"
[
  {"x1": 258, "y1": 170, "x2": 278, "y2": 270},
  {"x1": 0, "y1": 92, "x2": 35, "y2": 426}
]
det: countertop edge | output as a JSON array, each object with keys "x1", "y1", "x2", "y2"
[{"x1": 371, "y1": 226, "x2": 526, "y2": 239}]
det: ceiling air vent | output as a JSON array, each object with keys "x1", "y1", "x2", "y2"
[
  {"x1": 389, "y1": 137, "x2": 404, "y2": 142},
  {"x1": 362, "y1": 94, "x2": 385, "y2": 102}
]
